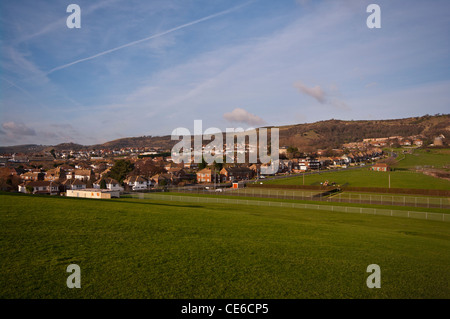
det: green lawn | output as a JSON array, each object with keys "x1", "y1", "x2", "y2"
[
  {"x1": 393, "y1": 148, "x2": 450, "y2": 170},
  {"x1": 264, "y1": 168, "x2": 450, "y2": 190},
  {"x1": 1, "y1": 193, "x2": 449, "y2": 298},
  {"x1": 134, "y1": 191, "x2": 450, "y2": 215}
]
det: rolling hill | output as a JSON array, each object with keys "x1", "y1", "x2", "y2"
[{"x1": 0, "y1": 114, "x2": 448, "y2": 154}]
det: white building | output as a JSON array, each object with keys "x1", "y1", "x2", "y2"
[{"x1": 93, "y1": 178, "x2": 124, "y2": 192}]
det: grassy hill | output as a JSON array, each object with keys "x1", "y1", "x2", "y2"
[
  {"x1": 277, "y1": 114, "x2": 450, "y2": 151},
  {"x1": 1, "y1": 114, "x2": 449, "y2": 153},
  {"x1": 1, "y1": 193, "x2": 449, "y2": 298},
  {"x1": 393, "y1": 148, "x2": 450, "y2": 170},
  {"x1": 265, "y1": 168, "x2": 450, "y2": 190}
]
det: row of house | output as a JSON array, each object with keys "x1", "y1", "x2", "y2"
[{"x1": 18, "y1": 177, "x2": 124, "y2": 195}]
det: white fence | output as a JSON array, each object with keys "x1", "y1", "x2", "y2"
[
  {"x1": 159, "y1": 187, "x2": 450, "y2": 209},
  {"x1": 130, "y1": 193, "x2": 450, "y2": 222}
]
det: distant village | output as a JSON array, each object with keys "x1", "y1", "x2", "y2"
[{"x1": 0, "y1": 133, "x2": 439, "y2": 198}]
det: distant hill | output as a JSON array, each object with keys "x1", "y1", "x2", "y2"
[
  {"x1": 0, "y1": 114, "x2": 448, "y2": 154},
  {"x1": 276, "y1": 114, "x2": 450, "y2": 151}
]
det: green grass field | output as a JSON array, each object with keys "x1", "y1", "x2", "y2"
[
  {"x1": 264, "y1": 168, "x2": 450, "y2": 190},
  {"x1": 393, "y1": 148, "x2": 450, "y2": 170},
  {"x1": 1, "y1": 193, "x2": 449, "y2": 298},
  {"x1": 135, "y1": 191, "x2": 450, "y2": 214}
]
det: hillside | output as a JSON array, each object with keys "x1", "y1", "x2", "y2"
[
  {"x1": 0, "y1": 114, "x2": 448, "y2": 154},
  {"x1": 277, "y1": 114, "x2": 450, "y2": 151}
]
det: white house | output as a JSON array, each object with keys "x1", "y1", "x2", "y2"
[
  {"x1": 93, "y1": 178, "x2": 124, "y2": 192},
  {"x1": 62, "y1": 179, "x2": 87, "y2": 191},
  {"x1": 124, "y1": 175, "x2": 150, "y2": 191},
  {"x1": 18, "y1": 181, "x2": 59, "y2": 195}
]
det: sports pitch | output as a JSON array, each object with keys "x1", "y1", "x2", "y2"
[{"x1": 1, "y1": 193, "x2": 449, "y2": 299}]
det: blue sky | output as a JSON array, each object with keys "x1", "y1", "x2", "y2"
[{"x1": 1, "y1": 0, "x2": 449, "y2": 146}]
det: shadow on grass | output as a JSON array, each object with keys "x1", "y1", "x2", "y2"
[
  {"x1": 115, "y1": 198, "x2": 205, "y2": 209},
  {"x1": 0, "y1": 191, "x2": 205, "y2": 209}
]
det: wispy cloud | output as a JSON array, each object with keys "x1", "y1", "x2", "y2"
[
  {"x1": 223, "y1": 108, "x2": 266, "y2": 126},
  {"x1": 293, "y1": 81, "x2": 350, "y2": 110},
  {"x1": 45, "y1": 1, "x2": 255, "y2": 75},
  {"x1": 293, "y1": 81, "x2": 326, "y2": 103},
  {"x1": 14, "y1": 0, "x2": 122, "y2": 45},
  {"x1": 2, "y1": 122, "x2": 36, "y2": 137}
]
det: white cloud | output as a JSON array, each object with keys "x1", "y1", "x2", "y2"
[
  {"x1": 223, "y1": 108, "x2": 266, "y2": 126},
  {"x1": 293, "y1": 82, "x2": 326, "y2": 104},
  {"x1": 2, "y1": 122, "x2": 36, "y2": 136},
  {"x1": 293, "y1": 81, "x2": 350, "y2": 111}
]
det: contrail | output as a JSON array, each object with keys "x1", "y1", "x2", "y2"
[
  {"x1": 1, "y1": 77, "x2": 47, "y2": 108},
  {"x1": 45, "y1": 1, "x2": 254, "y2": 75}
]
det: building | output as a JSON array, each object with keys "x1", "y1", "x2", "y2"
[
  {"x1": 66, "y1": 189, "x2": 120, "y2": 199},
  {"x1": 232, "y1": 181, "x2": 245, "y2": 189},
  {"x1": 73, "y1": 169, "x2": 94, "y2": 181},
  {"x1": 61, "y1": 179, "x2": 87, "y2": 191},
  {"x1": 20, "y1": 171, "x2": 44, "y2": 181},
  {"x1": 219, "y1": 167, "x2": 254, "y2": 182},
  {"x1": 18, "y1": 180, "x2": 59, "y2": 195},
  {"x1": 150, "y1": 174, "x2": 172, "y2": 187},
  {"x1": 93, "y1": 178, "x2": 124, "y2": 191},
  {"x1": 124, "y1": 175, "x2": 149, "y2": 191},
  {"x1": 371, "y1": 163, "x2": 390, "y2": 172},
  {"x1": 197, "y1": 168, "x2": 220, "y2": 183},
  {"x1": 44, "y1": 167, "x2": 66, "y2": 181}
]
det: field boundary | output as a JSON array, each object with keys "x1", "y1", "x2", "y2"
[
  {"x1": 248, "y1": 183, "x2": 450, "y2": 196},
  {"x1": 131, "y1": 193, "x2": 450, "y2": 222}
]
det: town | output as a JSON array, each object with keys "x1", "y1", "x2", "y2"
[{"x1": 1, "y1": 133, "x2": 436, "y2": 198}]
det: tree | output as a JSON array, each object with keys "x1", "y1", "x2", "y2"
[
  {"x1": 213, "y1": 160, "x2": 223, "y2": 171},
  {"x1": 198, "y1": 157, "x2": 207, "y2": 170},
  {"x1": 132, "y1": 159, "x2": 165, "y2": 178},
  {"x1": 286, "y1": 146, "x2": 300, "y2": 159},
  {"x1": 159, "y1": 179, "x2": 167, "y2": 187},
  {"x1": 99, "y1": 179, "x2": 107, "y2": 189},
  {"x1": 108, "y1": 159, "x2": 134, "y2": 183}
]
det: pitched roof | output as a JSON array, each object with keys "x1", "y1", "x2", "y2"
[
  {"x1": 74, "y1": 169, "x2": 92, "y2": 176},
  {"x1": 124, "y1": 175, "x2": 148, "y2": 183},
  {"x1": 25, "y1": 180, "x2": 60, "y2": 187},
  {"x1": 373, "y1": 163, "x2": 389, "y2": 167},
  {"x1": 94, "y1": 177, "x2": 119, "y2": 185}
]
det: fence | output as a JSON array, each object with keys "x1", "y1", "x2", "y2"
[
  {"x1": 130, "y1": 193, "x2": 450, "y2": 222},
  {"x1": 159, "y1": 187, "x2": 450, "y2": 209}
]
